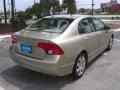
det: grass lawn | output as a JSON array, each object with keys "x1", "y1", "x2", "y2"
[{"x1": 0, "y1": 24, "x2": 25, "y2": 34}]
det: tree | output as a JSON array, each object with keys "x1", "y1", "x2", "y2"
[
  {"x1": 50, "y1": 0, "x2": 61, "y2": 14},
  {"x1": 11, "y1": 0, "x2": 15, "y2": 25},
  {"x1": 32, "y1": 3, "x2": 42, "y2": 18},
  {"x1": 40, "y1": 0, "x2": 61, "y2": 16},
  {"x1": 24, "y1": 7, "x2": 33, "y2": 19},
  {"x1": 62, "y1": 0, "x2": 76, "y2": 14},
  {"x1": 24, "y1": 0, "x2": 61, "y2": 19},
  {"x1": 78, "y1": 8, "x2": 92, "y2": 14},
  {"x1": 40, "y1": 0, "x2": 51, "y2": 16},
  {"x1": 78, "y1": 8, "x2": 86, "y2": 14},
  {"x1": 16, "y1": 11, "x2": 26, "y2": 26},
  {"x1": 24, "y1": 3, "x2": 42, "y2": 19},
  {"x1": 3, "y1": 0, "x2": 7, "y2": 24}
]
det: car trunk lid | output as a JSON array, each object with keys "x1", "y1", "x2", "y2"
[{"x1": 12, "y1": 31, "x2": 60, "y2": 60}]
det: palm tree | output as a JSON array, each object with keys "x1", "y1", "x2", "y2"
[
  {"x1": 11, "y1": 0, "x2": 15, "y2": 25},
  {"x1": 40, "y1": 0, "x2": 51, "y2": 16},
  {"x1": 50, "y1": 0, "x2": 60, "y2": 14},
  {"x1": 3, "y1": 0, "x2": 7, "y2": 24},
  {"x1": 40, "y1": 0, "x2": 60, "y2": 16},
  {"x1": 62, "y1": 0, "x2": 76, "y2": 14}
]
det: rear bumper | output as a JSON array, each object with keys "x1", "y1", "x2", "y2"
[{"x1": 9, "y1": 46, "x2": 73, "y2": 76}]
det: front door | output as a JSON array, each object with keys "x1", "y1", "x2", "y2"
[
  {"x1": 78, "y1": 18, "x2": 100, "y2": 61},
  {"x1": 92, "y1": 18, "x2": 110, "y2": 51}
]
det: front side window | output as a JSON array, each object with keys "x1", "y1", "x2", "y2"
[
  {"x1": 92, "y1": 18, "x2": 105, "y2": 31},
  {"x1": 30, "y1": 18, "x2": 73, "y2": 33},
  {"x1": 79, "y1": 19, "x2": 93, "y2": 33}
]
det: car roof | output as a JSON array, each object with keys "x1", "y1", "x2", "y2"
[{"x1": 44, "y1": 14, "x2": 93, "y2": 19}]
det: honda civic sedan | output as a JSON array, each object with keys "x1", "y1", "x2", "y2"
[{"x1": 10, "y1": 15, "x2": 114, "y2": 79}]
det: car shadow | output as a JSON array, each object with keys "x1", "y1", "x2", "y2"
[
  {"x1": 1, "y1": 65, "x2": 76, "y2": 90},
  {"x1": 86, "y1": 50, "x2": 108, "y2": 69},
  {"x1": 1, "y1": 51, "x2": 108, "y2": 90}
]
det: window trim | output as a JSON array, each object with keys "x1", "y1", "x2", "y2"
[
  {"x1": 78, "y1": 18, "x2": 95, "y2": 34},
  {"x1": 91, "y1": 17, "x2": 107, "y2": 32}
]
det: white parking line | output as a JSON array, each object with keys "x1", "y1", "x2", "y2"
[
  {"x1": 0, "y1": 35, "x2": 10, "y2": 42},
  {"x1": 114, "y1": 39, "x2": 120, "y2": 42},
  {"x1": 0, "y1": 87, "x2": 5, "y2": 90},
  {"x1": 0, "y1": 35, "x2": 10, "y2": 39}
]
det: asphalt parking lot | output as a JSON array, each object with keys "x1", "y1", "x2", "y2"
[{"x1": 0, "y1": 31, "x2": 120, "y2": 90}]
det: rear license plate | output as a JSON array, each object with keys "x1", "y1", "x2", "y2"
[{"x1": 20, "y1": 44, "x2": 32, "y2": 54}]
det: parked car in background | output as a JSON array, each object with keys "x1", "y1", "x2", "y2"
[{"x1": 9, "y1": 15, "x2": 114, "y2": 79}]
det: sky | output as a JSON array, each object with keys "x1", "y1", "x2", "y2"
[{"x1": 0, "y1": 0, "x2": 120, "y2": 12}]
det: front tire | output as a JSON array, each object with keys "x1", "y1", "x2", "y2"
[
  {"x1": 107, "y1": 37, "x2": 114, "y2": 51},
  {"x1": 72, "y1": 53, "x2": 87, "y2": 79}
]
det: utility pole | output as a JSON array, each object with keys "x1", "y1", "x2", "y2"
[
  {"x1": 3, "y1": 0, "x2": 7, "y2": 24},
  {"x1": 91, "y1": 0, "x2": 95, "y2": 16},
  {"x1": 33, "y1": 0, "x2": 36, "y2": 19}
]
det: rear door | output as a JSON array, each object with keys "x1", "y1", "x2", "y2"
[
  {"x1": 78, "y1": 18, "x2": 100, "y2": 60},
  {"x1": 91, "y1": 18, "x2": 110, "y2": 51}
]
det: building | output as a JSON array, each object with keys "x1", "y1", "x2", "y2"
[{"x1": 101, "y1": 0, "x2": 120, "y2": 13}]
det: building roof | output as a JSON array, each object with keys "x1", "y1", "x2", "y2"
[{"x1": 101, "y1": 0, "x2": 119, "y2": 8}]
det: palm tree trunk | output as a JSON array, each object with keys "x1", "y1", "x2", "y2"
[
  {"x1": 11, "y1": 0, "x2": 15, "y2": 25},
  {"x1": 3, "y1": 0, "x2": 7, "y2": 24}
]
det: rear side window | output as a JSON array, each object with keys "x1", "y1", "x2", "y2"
[
  {"x1": 79, "y1": 19, "x2": 93, "y2": 33},
  {"x1": 92, "y1": 18, "x2": 105, "y2": 31}
]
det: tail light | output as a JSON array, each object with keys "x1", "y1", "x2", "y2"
[
  {"x1": 37, "y1": 42, "x2": 64, "y2": 55},
  {"x1": 11, "y1": 35, "x2": 17, "y2": 45}
]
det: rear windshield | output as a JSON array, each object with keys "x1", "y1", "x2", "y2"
[{"x1": 30, "y1": 18, "x2": 74, "y2": 33}]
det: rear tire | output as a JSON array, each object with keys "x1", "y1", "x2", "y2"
[{"x1": 72, "y1": 53, "x2": 87, "y2": 79}]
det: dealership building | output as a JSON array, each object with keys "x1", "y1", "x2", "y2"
[{"x1": 101, "y1": 0, "x2": 120, "y2": 13}]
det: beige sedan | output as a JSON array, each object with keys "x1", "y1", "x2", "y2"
[{"x1": 10, "y1": 15, "x2": 114, "y2": 79}]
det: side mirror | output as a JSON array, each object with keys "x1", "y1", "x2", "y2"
[{"x1": 104, "y1": 26, "x2": 111, "y2": 30}]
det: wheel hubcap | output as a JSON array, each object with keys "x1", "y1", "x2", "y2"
[{"x1": 76, "y1": 56, "x2": 86, "y2": 76}]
